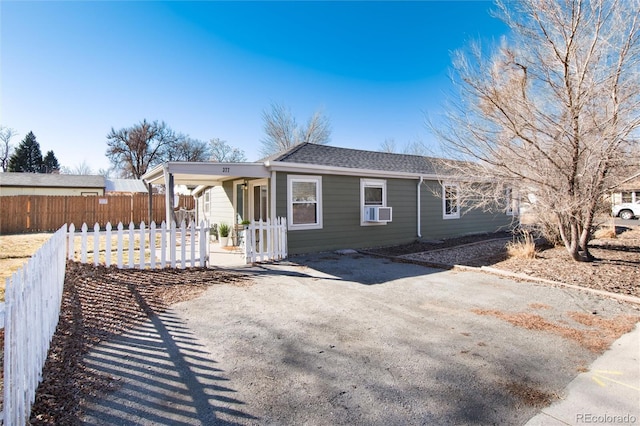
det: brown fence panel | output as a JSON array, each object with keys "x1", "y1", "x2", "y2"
[
  {"x1": 0, "y1": 196, "x2": 28, "y2": 234},
  {"x1": 0, "y1": 194, "x2": 197, "y2": 234}
]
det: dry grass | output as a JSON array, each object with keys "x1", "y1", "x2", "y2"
[
  {"x1": 0, "y1": 233, "x2": 55, "y2": 300},
  {"x1": 0, "y1": 232, "x2": 176, "y2": 301},
  {"x1": 506, "y1": 231, "x2": 537, "y2": 259},
  {"x1": 472, "y1": 308, "x2": 640, "y2": 353},
  {"x1": 594, "y1": 226, "x2": 617, "y2": 239}
]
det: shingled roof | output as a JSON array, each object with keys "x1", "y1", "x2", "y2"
[
  {"x1": 270, "y1": 143, "x2": 442, "y2": 175},
  {"x1": 0, "y1": 172, "x2": 105, "y2": 188}
]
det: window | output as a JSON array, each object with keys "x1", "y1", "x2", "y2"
[
  {"x1": 287, "y1": 175, "x2": 322, "y2": 230},
  {"x1": 505, "y1": 187, "x2": 518, "y2": 216},
  {"x1": 442, "y1": 183, "x2": 460, "y2": 219},
  {"x1": 203, "y1": 190, "x2": 210, "y2": 214},
  {"x1": 361, "y1": 179, "x2": 387, "y2": 225}
]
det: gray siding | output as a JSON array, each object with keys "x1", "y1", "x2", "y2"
[
  {"x1": 277, "y1": 174, "x2": 514, "y2": 254},
  {"x1": 419, "y1": 181, "x2": 514, "y2": 240},
  {"x1": 277, "y1": 173, "x2": 418, "y2": 254}
]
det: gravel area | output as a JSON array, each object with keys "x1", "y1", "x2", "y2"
[{"x1": 369, "y1": 227, "x2": 640, "y2": 299}]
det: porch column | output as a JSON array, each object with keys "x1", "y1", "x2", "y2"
[
  {"x1": 148, "y1": 182, "x2": 153, "y2": 225},
  {"x1": 163, "y1": 165, "x2": 175, "y2": 225},
  {"x1": 270, "y1": 171, "x2": 277, "y2": 219}
]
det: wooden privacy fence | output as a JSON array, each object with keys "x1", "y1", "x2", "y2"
[
  {"x1": 1, "y1": 225, "x2": 67, "y2": 425},
  {"x1": 68, "y1": 220, "x2": 209, "y2": 269},
  {"x1": 0, "y1": 194, "x2": 195, "y2": 234},
  {"x1": 243, "y1": 217, "x2": 288, "y2": 263}
]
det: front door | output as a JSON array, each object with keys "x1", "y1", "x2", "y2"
[{"x1": 250, "y1": 180, "x2": 269, "y2": 222}]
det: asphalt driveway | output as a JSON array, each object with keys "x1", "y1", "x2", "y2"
[{"x1": 80, "y1": 253, "x2": 639, "y2": 425}]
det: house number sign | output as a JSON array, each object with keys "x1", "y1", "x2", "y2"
[{"x1": 222, "y1": 167, "x2": 230, "y2": 173}]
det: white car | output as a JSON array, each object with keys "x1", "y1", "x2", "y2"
[{"x1": 612, "y1": 201, "x2": 640, "y2": 220}]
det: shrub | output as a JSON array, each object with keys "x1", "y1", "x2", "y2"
[
  {"x1": 506, "y1": 230, "x2": 537, "y2": 259},
  {"x1": 593, "y1": 226, "x2": 616, "y2": 239}
]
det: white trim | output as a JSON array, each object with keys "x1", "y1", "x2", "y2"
[
  {"x1": 360, "y1": 178, "x2": 388, "y2": 226},
  {"x1": 267, "y1": 160, "x2": 443, "y2": 181},
  {"x1": 442, "y1": 183, "x2": 460, "y2": 220},
  {"x1": 287, "y1": 175, "x2": 323, "y2": 231}
]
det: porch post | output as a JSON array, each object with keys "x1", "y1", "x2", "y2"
[
  {"x1": 270, "y1": 171, "x2": 277, "y2": 219},
  {"x1": 163, "y1": 165, "x2": 175, "y2": 225},
  {"x1": 148, "y1": 182, "x2": 153, "y2": 225}
]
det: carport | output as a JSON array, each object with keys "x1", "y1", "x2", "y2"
[{"x1": 142, "y1": 161, "x2": 271, "y2": 225}]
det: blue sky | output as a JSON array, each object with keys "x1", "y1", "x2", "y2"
[{"x1": 1, "y1": 1, "x2": 508, "y2": 173}]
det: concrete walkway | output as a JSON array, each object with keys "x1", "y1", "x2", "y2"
[{"x1": 526, "y1": 324, "x2": 640, "y2": 425}]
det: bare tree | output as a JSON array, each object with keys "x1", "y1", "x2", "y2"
[
  {"x1": 0, "y1": 126, "x2": 18, "y2": 172},
  {"x1": 60, "y1": 161, "x2": 94, "y2": 175},
  {"x1": 106, "y1": 120, "x2": 180, "y2": 178},
  {"x1": 166, "y1": 137, "x2": 210, "y2": 162},
  {"x1": 209, "y1": 138, "x2": 247, "y2": 162},
  {"x1": 379, "y1": 137, "x2": 428, "y2": 156},
  {"x1": 431, "y1": 0, "x2": 640, "y2": 261},
  {"x1": 379, "y1": 138, "x2": 397, "y2": 153},
  {"x1": 260, "y1": 102, "x2": 331, "y2": 157}
]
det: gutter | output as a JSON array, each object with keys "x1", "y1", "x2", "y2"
[{"x1": 417, "y1": 176, "x2": 424, "y2": 238}]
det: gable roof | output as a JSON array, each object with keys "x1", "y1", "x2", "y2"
[
  {"x1": 0, "y1": 172, "x2": 105, "y2": 188},
  {"x1": 270, "y1": 143, "x2": 441, "y2": 175}
]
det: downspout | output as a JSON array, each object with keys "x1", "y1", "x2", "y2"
[
  {"x1": 417, "y1": 176, "x2": 424, "y2": 238},
  {"x1": 270, "y1": 170, "x2": 277, "y2": 220}
]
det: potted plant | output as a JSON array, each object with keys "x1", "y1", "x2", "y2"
[{"x1": 218, "y1": 223, "x2": 230, "y2": 247}]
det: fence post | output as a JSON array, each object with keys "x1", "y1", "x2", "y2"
[
  {"x1": 117, "y1": 222, "x2": 124, "y2": 268},
  {"x1": 161, "y1": 221, "x2": 167, "y2": 268},
  {"x1": 170, "y1": 221, "x2": 176, "y2": 268},
  {"x1": 150, "y1": 221, "x2": 156, "y2": 269},
  {"x1": 93, "y1": 223, "x2": 100, "y2": 266},
  {"x1": 180, "y1": 220, "x2": 187, "y2": 269},
  {"x1": 81, "y1": 223, "x2": 88, "y2": 264},
  {"x1": 67, "y1": 223, "x2": 75, "y2": 260},
  {"x1": 139, "y1": 221, "x2": 146, "y2": 269},
  {"x1": 128, "y1": 222, "x2": 135, "y2": 269},
  {"x1": 105, "y1": 222, "x2": 112, "y2": 268}
]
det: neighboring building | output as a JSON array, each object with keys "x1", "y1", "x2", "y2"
[
  {"x1": 610, "y1": 172, "x2": 640, "y2": 205},
  {"x1": 105, "y1": 178, "x2": 149, "y2": 194},
  {"x1": 142, "y1": 143, "x2": 515, "y2": 255},
  {"x1": 0, "y1": 172, "x2": 106, "y2": 196}
]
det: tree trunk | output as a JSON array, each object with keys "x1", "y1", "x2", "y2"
[{"x1": 557, "y1": 215, "x2": 593, "y2": 262}]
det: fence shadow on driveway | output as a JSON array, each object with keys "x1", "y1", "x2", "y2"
[{"x1": 80, "y1": 294, "x2": 257, "y2": 425}]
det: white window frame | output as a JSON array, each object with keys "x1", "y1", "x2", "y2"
[
  {"x1": 203, "y1": 189, "x2": 211, "y2": 216},
  {"x1": 287, "y1": 175, "x2": 323, "y2": 231},
  {"x1": 361, "y1": 178, "x2": 387, "y2": 226},
  {"x1": 442, "y1": 183, "x2": 460, "y2": 220},
  {"x1": 505, "y1": 187, "x2": 518, "y2": 216}
]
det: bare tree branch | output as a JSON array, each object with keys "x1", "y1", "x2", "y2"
[{"x1": 431, "y1": 0, "x2": 640, "y2": 262}]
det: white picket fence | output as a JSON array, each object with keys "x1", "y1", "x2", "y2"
[
  {"x1": 1, "y1": 224, "x2": 68, "y2": 426},
  {"x1": 68, "y1": 220, "x2": 209, "y2": 269},
  {"x1": 243, "y1": 217, "x2": 288, "y2": 263}
]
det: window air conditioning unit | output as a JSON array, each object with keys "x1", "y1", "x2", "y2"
[{"x1": 364, "y1": 206, "x2": 393, "y2": 222}]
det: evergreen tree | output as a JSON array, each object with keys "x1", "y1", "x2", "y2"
[
  {"x1": 42, "y1": 150, "x2": 60, "y2": 173},
  {"x1": 8, "y1": 131, "x2": 43, "y2": 172}
]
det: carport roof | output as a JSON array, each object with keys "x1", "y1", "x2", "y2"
[{"x1": 142, "y1": 162, "x2": 270, "y2": 186}]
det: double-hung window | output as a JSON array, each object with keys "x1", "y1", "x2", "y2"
[
  {"x1": 361, "y1": 178, "x2": 388, "y2": 225},
  {"x1": 287, "y1": 175, "x2": 323, "y2": 230},
  {"x1": 442, "y1": 183, "x2": 460, "y2": 219}
]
